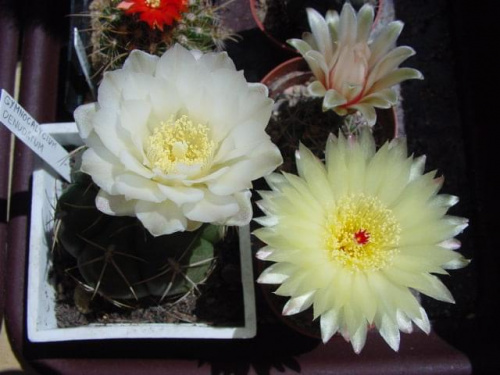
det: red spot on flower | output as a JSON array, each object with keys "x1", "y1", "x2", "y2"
[
  {"x1": 354, "y1": 229, "x2": 370, "y2": 245},
  {"x1": 117, "y1": 0, "x2": 188, "y2": 31}
]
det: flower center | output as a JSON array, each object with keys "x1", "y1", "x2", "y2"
[
  {"x1": 325, "y1": 194, "x2": 401, "y2": 271},
  {"x1": 145, "y1": 0, "x2": 161, "y2": 8},
  {"x1": 146, "y1": 115, "x2": 215, "y2": 174},
  {"x1": 330, "y1": 42, "x2": 370, "y2": 103}
]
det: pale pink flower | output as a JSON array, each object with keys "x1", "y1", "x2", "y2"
[{"x1": 288, "y1": 3, "x2": 423, "y2": 125}]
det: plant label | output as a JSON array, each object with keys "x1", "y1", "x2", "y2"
[
  {"x1": 73, "y1": 27, "x2": 96, "y2": 98},
  {"x1": 0, "y1": 89, "x2": 71, "y2": 182}
]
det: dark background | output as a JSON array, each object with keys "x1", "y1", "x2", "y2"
[
  {"x1": 1, "y1": 0, "x2": 498, "y2": 374},
  {"x1": 396, "y1": 1, "x2": 498, "y2": 373}
]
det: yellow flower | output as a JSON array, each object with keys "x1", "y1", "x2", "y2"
[
  {"x1": 288, "y1": 3, "x2": 423, "y2": 125},
  {"x1": 253, "y1": 129, "x2": 469, "y2": 353}
]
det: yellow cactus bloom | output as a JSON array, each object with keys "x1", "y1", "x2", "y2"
[
  {"x1": 253, "y1": 129, "x2": 469, "y2": 353},
  {"x1": 288, "y1": 3, "x2": 423, "y2": 125}
]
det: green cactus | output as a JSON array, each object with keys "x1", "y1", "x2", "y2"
[
  {"x1": 84, "y1": 0, "x2": 235, "y2": 80},
  {"x1": 54, "y1": 170, "x2": 221, "y2": 306}
]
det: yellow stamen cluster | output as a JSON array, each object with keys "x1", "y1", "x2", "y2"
[
  {"x1": 325, "y1": 194, "x2": 401, "y2": 271},
  {"x1": 145, "y1": 0, "x2": 161, "y2": 8},
  {"x1": 147, "y1": 115, "x2": 214, "y2": 174}
]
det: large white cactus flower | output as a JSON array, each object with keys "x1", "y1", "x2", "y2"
[
  {"x1": 74, "y1": 44, "x2": 283, "y2": 236},
  {"x1": 254, "y1": 129, "x2": 469, "y2": 353},
  {"x1": 288, "y1": 3, "x2": 423, "y2": 125}
]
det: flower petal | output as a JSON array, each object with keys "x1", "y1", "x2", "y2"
[
  {"x1": 120, "y1": 149, "x2": 153, "y2": 179},
  {"x1": 306, "y1": 7, "x2": 333, "y2": 61},
  {"x1": 378, "y1": 313, "x2": 400, "y2": 351},
  {"x1": 114, "y1": 173, "x2": 165, "y2": 202},
  {"x1": 81, "y1": 148, "x2": 123, "y2": 195},
  {"x1": 282, "y1": 291, "x2": 315, "y2": 315},
  {"x1": 209, "y1": 142, "x2": 282, "y2": 195},
  {"x1": 412, "y1": 307, "x2": 431, "y2": 334},
  {"x1": 95, "y1": 190, "x2": 136, "y2": 216},
  {"x1": 156, "y1": 43, "x2": 198, "y2": 82},
  {"x1": 320, "y1": 308, "x2": 341, "y2": 343},
  {"x1": 198, "y1": 50, "x2": 236, "y2": 72},
  {"x1": 225, "y1": 191, "x2": 253, "y2": 226},
  {"x1": 119, "y1": 99, "x2": 152, "y2": 161},
  {"x1": 183, "y1": 190, "x2": 240, "y2": 224},
  {"x1": 350, "y1": 103, "x2": 377, "y2": 126},
  {"x1": 352, "y1": 273, "x2": 377, "y2": 323},
  {"x1": 257, "y1": 262, "x2": 296, "y2": 284},
  {"x1": 350, "y1": 322, "x2": 368, "y2": 354},
  {"x1": 122, "y1": 49, "x2": 159, "y2": 75},
  {"x1": 296, "y1": 143, "x2": 332, "y2": 204},
  {"x1": 304, "y1": 51, "x2": 328, "y2": 85},
  {"x1": 358, "y1": 88, "x2": 398, "y2": 108},
  {"x1": 74, "y1": 103, "x2": 97, "y2": 141},
  {"x1": 369, "y1": 21, "x2": 404, "y2": 66},
  {"x1": 135, "y1": 200, "x2": 188, "y2": 236},
  {"x1": 157, "y1": 184, "x2": 204, "y2": 205},
  {"x1": 356, "y1": 4, "x2": 374, "y2": 43},
  {"x1": 287, "y1": 38, "x2": 313, "y2": 55},
  {"x1": 338, "y1": 2, "x2": 357, "y2": 45},
  {"x1": 365, "y1": 46, "x2": 416, "y2": 91},
  {"x1": 322, "y1": 89, "x2": 347, "y2": 110},
  {"x1": 396, "y1": 310, "x2": 413, "y2": 334},
  {"x1": 92, "y1": 108, "x2": 129, "y2": 157},
  {"x1": 369, "y1": 68, "x2": 424, "y2": 95},
  {"x1": 307, "y1": 80, "x2": 326, "y2": 97}
]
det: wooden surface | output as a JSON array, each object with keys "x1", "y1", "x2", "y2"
[
  {"x1": 0, "y1": 1, "x2": 21, "y2": 371},
  {"x1": 0, "y1": 321, "x2": 22, "y2": 372}
]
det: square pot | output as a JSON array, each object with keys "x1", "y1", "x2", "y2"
[{"x1": 26, "y1": 123, "x2": 257, "y2": 342}]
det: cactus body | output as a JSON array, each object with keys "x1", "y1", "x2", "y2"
[
  {"x1": 55, "y1": 171, "x2": 219, "y2": 305},
  {"x1": 85, "y1": 0, "x2": 233, "y2": 79}
]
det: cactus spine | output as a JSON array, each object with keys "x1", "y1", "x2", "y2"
[
  {"x1": 54, "y1": 167, "x2": 221, "y2": 307},
  {"x1": 85, "y1": 0, "x2": 234, "y2": 80}
]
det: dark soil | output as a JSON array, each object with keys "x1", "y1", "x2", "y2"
[
  {"x1": 52, "y1": 226, "x2": 245, "y2": 328},
  {"x1": 259, "y1": 283, "x2": 321, "y2": 339},
  {"x1": 394, "y1": 0, "x2": 476, "y2": 324},
  {"x1": 392, "y1": 1, "x2": 498, "y2": 371},
  {"x1": 264, "y1": 85, "x2": 396, "y2": 176},
  {"x1": 267, "y1": 94, "x2": 344, "y2": 174},
  {"x1": 195, "y1": 228, "x2": 246, "y2": 326}
]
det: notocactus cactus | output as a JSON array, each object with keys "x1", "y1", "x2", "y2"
[
  {"x1": 85, "y1": 0, "x2": 234, "y2": 79},
  {"x1": 55, "y1": 172, "x2": 221, "y2": 305}
]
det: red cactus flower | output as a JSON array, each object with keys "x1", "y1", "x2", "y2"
[{"x1": 117, "y1": 0, "x2": 188, "y2": 31}]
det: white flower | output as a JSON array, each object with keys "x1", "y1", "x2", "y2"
[
  {"x1": 254, "y1": 129, "x2": 469, "y2": 353},
  {"x1": 288, "y1": 3, "x2": 423, "y2": 125},
  {"x1": 74, "y1": 44, "x2": 283, "y2": 236}
]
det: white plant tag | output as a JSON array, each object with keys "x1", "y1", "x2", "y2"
[
  {"x1": 73, "y1": 27, "x2": 96, "y2": 98},
  {"x1": 0, "y1": 89, "x2": 71, "y2": 182}
]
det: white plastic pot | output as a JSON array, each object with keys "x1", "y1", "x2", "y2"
[{"x1": 26, "y1": 123, "x2": 257, "y2": 342}]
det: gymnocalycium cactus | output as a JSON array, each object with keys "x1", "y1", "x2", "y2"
[
  {"x1": 86, "y1": 0, "x2": 234, "y2": 79},
  {"x1": 54, "y1": 166, "x2": 221, "y2": 305}
]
